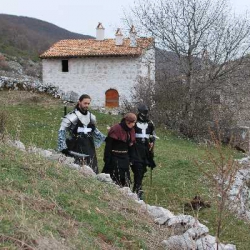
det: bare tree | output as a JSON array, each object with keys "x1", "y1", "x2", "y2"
[
  {"x1": 195, "y1": 127, "x2": 241, "y2": 249},
  {"x1": 128, "y1": 0, "x2": 250, "y2": 137}
]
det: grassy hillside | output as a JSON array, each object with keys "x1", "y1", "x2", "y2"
[
  {"x1": 1, "y1": 90, "x2": 250, "y2": 249},
  {"x1": 0, "y1": 143, "x2": 169, "y2": 249}
]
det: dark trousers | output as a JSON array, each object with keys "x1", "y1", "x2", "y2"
[
  {"x1": 131, "y1": 164, "x2": 147, "y2": 193},
  {"x1": 110, "y1": 166, "x2": 131, "y2": 187},
  {"x1": 103, "y1": 153, "x2": 131, "y2": 187}
]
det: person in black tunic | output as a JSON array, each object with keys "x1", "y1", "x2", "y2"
[
  {"x1": 58, "y1": 94, "x2": 105, "y2": 174},
  {"x1": 102, "y1": 113, "x2": 137, "y2": 187},
  {"x1": 131, "y1": 104, "x2": 156, "y2": 199}
]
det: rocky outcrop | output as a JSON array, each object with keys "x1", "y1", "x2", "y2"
[
  {"x1": 0, "y1": 54, "x2": 62, "y2": 98},
  {"x1": 228, "y1": 157, "x2": 250, "y2": 221},
  {"x1": 0, "y1": 75, "x2": 60, "y2": 97}
]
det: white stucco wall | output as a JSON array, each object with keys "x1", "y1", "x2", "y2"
[
  {"x1": 42, "y1": 48, "x2": 155, "y2": 107},
  {"x1": 140, "y1": 46, "x2": 155, "y2": 82}
]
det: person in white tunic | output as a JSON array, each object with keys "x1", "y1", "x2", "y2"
[
  {"x1": 58, "y1": 94, "x2": 105, "y2": 173},
  {"x1": 131, "y1": 104, "x2": 156, "y2": 199}
]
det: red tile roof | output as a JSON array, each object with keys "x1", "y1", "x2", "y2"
[{"x1": 40, "y1": 38, "x2": 154, "y2": 59}]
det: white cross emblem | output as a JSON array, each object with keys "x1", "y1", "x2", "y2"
[
  {"x1": 141, "y1": 129, "x2": 147, "y2": 137},
  {"x1": 77, "y1": 126, "x2": 92, "y2": 134},
  {"x1": 136, "y1": 122, "x2": 150, "y2": 139}
]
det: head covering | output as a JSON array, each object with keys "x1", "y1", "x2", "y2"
[
  {"x1": 124, "y1": 113, "x2": 137, "y2": 123},
  {"x1": 108, "y1": 123, "x2": 136, "y2": 143},
  {"x1": 137, "y1": 104, "x2": 148, "y2": 115},
  {"x1": 137, "y1": 104, "x2": 149, "y2": 122}
]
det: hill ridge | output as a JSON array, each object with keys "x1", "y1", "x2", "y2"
[{"x1": 0, "y1": 13, "x2": 93, "y2": 59}]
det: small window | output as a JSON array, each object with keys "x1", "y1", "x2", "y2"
[
  {"x1": 212, "y1": 94, "x2": 221, "y2": 104},
  {"x1": 62, "y1": 60, "x2": 68, "y2": 72}
]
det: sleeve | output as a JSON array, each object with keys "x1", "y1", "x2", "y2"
[
  {"x1": 58, "y1": 129, "x2": 68, "y2": 151},
  {"x1": 58, "y1": 116, "x2": 72, "y2": 151},
  {"x1": 93, "y1": 128, "x2": 106, "y2": 148},
  {"x1": 102, "y1": 136, "x2": 114, "y2": 173},
  {"x1": 128, "y1": 143, "x2": 143, "y2": 165},
  {"x1": 148, "y1": 122, "x2": 157, "y2": 169},
  {"x1": 103, "y1": 137, "x2": 113, "y2": 164},
  {"x1": 149, "y1": 121, "x2": 156, "y2": 143}
]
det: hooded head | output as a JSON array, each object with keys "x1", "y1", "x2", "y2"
[{"x1": 137, "y1": 104, "x2": 149, "y2": 122}]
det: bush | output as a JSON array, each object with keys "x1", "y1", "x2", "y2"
[{"x1": 0, "y1": 54, "x2": 10, "y2": 71}]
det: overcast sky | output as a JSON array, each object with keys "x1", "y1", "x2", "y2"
[{"x1": 1, "y1": 0, "x2": 250, "y2": 38}]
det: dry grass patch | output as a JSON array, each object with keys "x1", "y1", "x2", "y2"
[{"x1": 0, "y1": 90, "x2": 62, "y2": 108}]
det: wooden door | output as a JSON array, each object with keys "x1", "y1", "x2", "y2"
[{"x1": 105, "y1": 89, "x2": 119, "y2": 107}]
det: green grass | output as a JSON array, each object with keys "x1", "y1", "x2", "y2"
[
  {"x1": 142, "y1": 130, "x2": 250, "y2": 249},
  {"x1": 0, "y1": 143, "x2": 164, "y2": 249},
  {"x1": 0, "y1": 40, "x2": 39, "y2": 60},
  {"x1": 1, "y1": 90, "x2": 250, "y2": 249}
]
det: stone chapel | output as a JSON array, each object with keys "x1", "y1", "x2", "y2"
[{"x1": 40, "y1": 23, "x2": 155, "y2": 107}]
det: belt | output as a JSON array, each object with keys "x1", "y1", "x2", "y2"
[
  {"x1": 74, "y1": 133, "x2": 92, "y2": 138},
  {"x1": 112, "y1": 150, "x2": 128, "y2": 154},
  {"x1": 136, "y1": 138, "x2": 148, "y2": 143}
]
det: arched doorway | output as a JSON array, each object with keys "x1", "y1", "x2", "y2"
[{"x1": 105, "y1": 89, "x2": 119, "y2": 108}]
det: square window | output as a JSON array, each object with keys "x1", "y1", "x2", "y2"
[{"x1": 212, "y1": 94, "x2": 221, "y2": 104}]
